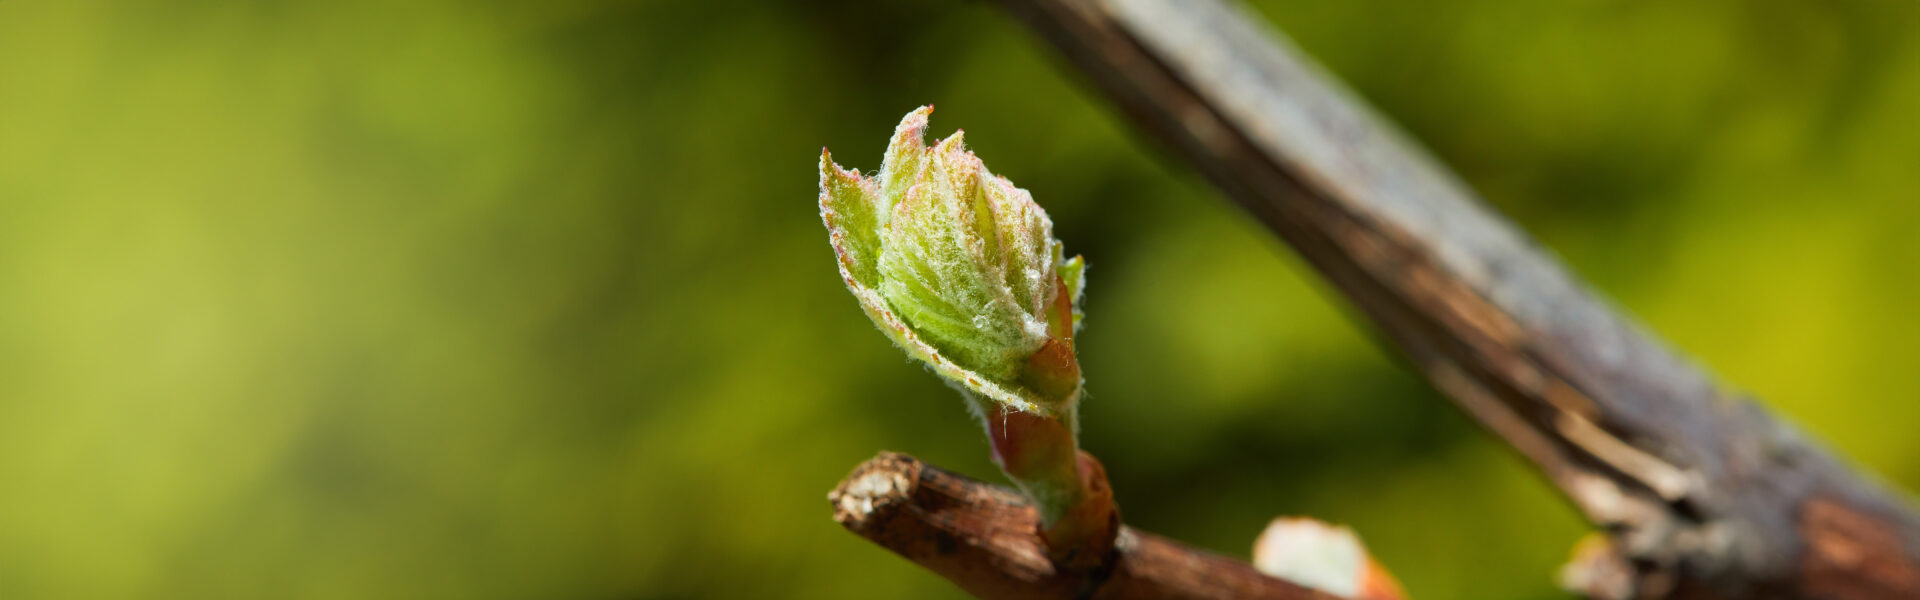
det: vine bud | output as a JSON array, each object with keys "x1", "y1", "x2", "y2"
[
  {"x1": 819, "y1": 106, "x2": 1087, "y2": 416},
  {"x1": 1254, "y1": 517, "x2": 1407, "y2": 600}
]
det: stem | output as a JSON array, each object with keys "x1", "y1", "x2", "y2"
[
  {"x1": 970, "y1": 397, "x2": 1119, "y2": 570},
  {"x1": 983, "y1": 402, "x2": 1082, "y2": 523}
]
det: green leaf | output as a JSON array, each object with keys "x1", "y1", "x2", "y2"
[{"x1": 818, "y1": 150, "x2": 883, "y2": 287}]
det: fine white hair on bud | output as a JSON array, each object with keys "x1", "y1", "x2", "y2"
[{"x1": 819, "y1": 106, "x2": 1086, "y2": 416}]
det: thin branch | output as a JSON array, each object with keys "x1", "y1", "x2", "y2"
[
  {"x1": 987, "y1": 0, "x2": 1920, "y2": 598},
  {"x1": 831, "y1": 452, "x2": 1338, "y2": 600}
]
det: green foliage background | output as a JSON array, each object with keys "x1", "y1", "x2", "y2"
[{"x1": 1, "y1": 1, "x2": 1914, "y2": 598}]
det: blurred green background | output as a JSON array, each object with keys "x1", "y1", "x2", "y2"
[{"x1": 1, "y1": 0, "x2": 1915, "y2": 598}]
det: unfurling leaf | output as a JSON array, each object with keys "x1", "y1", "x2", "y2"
[{"x1": 819, "y1": 106, "x2": 1086, "y2": 417}]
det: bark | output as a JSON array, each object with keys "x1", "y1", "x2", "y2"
[{"x1": 982, "y1": 0, "x2": 1920, "y2": 598}]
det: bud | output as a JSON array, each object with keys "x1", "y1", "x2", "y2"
[
  {"x1": 819, "y1": 106, "x2": 1086, "y2": 417},
  {"x1": 1253, "y1": 517, "x2": 1407, "y2": 600},
  {"x1": 820, "y1": 108, "x2": 1113, "y2": 560}
]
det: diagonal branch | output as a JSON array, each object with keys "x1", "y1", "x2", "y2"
[
  {"x1": 831, "y1": 451, "x2": 1339, "y2": 600},
  {"x1": 987, "y1": 0, "x2": 1920, "y2": 598}
]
